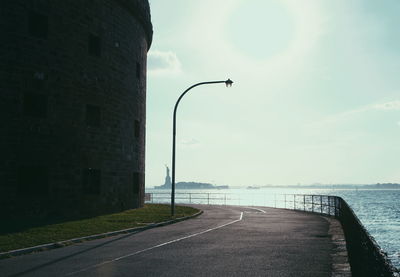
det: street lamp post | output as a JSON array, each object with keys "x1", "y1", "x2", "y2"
[{"x1": 171, "y1": 79, "x2": 233, "y2": 216}]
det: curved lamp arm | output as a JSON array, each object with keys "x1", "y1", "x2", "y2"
[
  {"x1": 171, "y1": 79, "x2": 233, "y2": 216},
  {"x1": 173, "y1": 79, "x2": 233, "y2": 122}
]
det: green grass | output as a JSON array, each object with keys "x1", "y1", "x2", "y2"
[{"x1": 0, "y1": 204, "x2": 199, "y2": 253}]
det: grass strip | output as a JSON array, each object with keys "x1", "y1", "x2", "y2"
[{"x1": 0, "y1": 204, "x2": 199, "y2": 253}]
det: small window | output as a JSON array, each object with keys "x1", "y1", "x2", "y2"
[
  {"x1": 88, "y1": 34, "x2": 101, "y2": 57},
  {"x1": 18, "y1": 166, "x2": 48, "y2": 196},
  {"x1": 133, "y1": 172, "x2": 140, "y2": 194},
  {"x1": 82, "y1": 168, "x2": 101, "y2": 195},
  {"x1": 136, "y1": 62, "x2": 141, "y2": 79},
  {"x1": 134, "y1": 120, "x2": 140, "y2": 138},
  {"x1": 28, "y1": 11, "x2": 48, "y2": 39},
  {"x1": 86, "y1": 104, "x2": 101, "y2": 127},
  {"x1": 23, "y1": 93, "x2": 48, "y2": 118}
]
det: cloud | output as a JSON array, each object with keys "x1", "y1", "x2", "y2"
[
  {"x1": 338, "y1": 99, "x2": 400, "y2": 116},
  {"x1": 373, "y1": 100, "x2": 400, "y2": 110},
  {"x1": 148, "y1": 50, "x2": 181, "y2": 75},
  {"x1": 180, "y1": 138, "x2": 200, "y2": 147},
  {"x1": 308, "y1": 99, "x2": 400, "y2": 128}
]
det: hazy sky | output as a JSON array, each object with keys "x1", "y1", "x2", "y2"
[{"x1": 145, "y1": 0, "x2": 400, "y2": 187}]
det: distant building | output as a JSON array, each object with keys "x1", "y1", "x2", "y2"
[{"x1": 0, "y1": 0, "x2": 153, "y2": 217}]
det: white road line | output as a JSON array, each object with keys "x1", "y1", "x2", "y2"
[
  {"x1": 245, "y1": 207, "x2": 266, "y2": 213},
  {"x1": 65, "y1": 212, "x2": 243, "y2": 276}
]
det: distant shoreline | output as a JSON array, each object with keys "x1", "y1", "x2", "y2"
[
  {"x1": 151, "y1": 183, "x2": 400, "y2": 190},
  {"x1": 250, "y1": 184, "x2": 400, "y2": 190},
  {"x1": 154, "y1": 181, "x2": 229, "y2": 190}
]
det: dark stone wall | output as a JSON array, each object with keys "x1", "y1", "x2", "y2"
[{"x1": 0, "y1": 0, "x2": 152, "y2": 217}]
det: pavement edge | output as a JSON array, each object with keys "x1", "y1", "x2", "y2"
[
  {"x1": 325, "y1": 217, "x2": 352, "y2": 277},
  {"x1": 0, "y1": 210, "x2": 203, "y2": 259}
]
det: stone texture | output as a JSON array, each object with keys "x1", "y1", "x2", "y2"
[{"x1": 0, "y1": 0, "x2": 152, "y2": 217}]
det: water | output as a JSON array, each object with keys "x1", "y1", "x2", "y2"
[{"x1": 146, "y1": 187, "x2": 400, "y2": 269}]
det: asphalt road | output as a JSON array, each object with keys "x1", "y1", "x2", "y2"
[{"x1": 1, "y1": 205, "x2": 335, "y2": 277}]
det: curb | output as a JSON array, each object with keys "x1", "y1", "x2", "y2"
[{"x1": 0, "y1": 210, "x2": 203, "y2": 259}]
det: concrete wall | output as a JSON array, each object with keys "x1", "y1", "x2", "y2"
[{"x1": 0, "y1": 0, "x2": 152, "y2": 217}]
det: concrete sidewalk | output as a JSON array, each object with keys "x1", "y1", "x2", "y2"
[{"x1": 0, "y1": 205, "x2": 350, "y2": 277}]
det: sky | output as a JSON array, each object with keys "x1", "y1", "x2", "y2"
[{"x1": 145, "y1": 0, "x2": 400, "y2": 187}]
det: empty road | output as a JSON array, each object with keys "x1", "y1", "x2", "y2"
[{"x1": 1, "y1": 205, "x2": 340, "y2": 276}]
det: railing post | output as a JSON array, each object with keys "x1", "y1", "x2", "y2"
[
  {"x1": 335, "y1": 197, "x2": 340, "y2": 217},
  {"x1": 207, "y1": 193, "x2": 210, "y2": 205},
  {"x1": 320, "y1": 196, "x2": 323, "y2": 214},
  {"x1": 312, "y1": 195, "x2": 314, "y2": 212},
  {"x1": 294, "y1": 195, "x2": 296, "y2": 210},
  {"x1": 189, "y1": 193, "x2": 191, "y2": 204},
  {"x1": 328, "y1": 196, "x2": 331, "y2": 215},
  {"x1": 303, "y1": 195, "x2": 306, "y2": 211},
  {"x1": 224, "y1": 194, "x2": 226, "y2": 206}
]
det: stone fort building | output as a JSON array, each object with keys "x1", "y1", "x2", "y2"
[{"x1": 0, "y1": 0, "x2": 152, "y2": 217}]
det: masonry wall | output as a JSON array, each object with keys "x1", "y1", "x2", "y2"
[{"x1": 0, "y1": 0, "x2": 152, "y2": 217}]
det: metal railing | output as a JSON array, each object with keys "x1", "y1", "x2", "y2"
[
  {"x1": 145, "y1": 192, "x2": 339, "y2": 215},
  {"x1": 283, "y1": 194, "x2": 341, "y2": 217},
  {"x1": 146, "y1": 192, "x2": 240, "y2": 206},
  {"x1": 145, "y1": 192, "x2": 399, "y2": 277}
]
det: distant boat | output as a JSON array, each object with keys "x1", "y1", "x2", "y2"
[{"x1": 247, "y1": 186, "x2": 260, "y2": 190}]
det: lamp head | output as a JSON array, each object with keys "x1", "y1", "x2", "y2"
[{"x1": 225, "y1": 79, "x2": 233, "y2": 87}]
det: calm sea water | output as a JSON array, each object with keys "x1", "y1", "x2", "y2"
[{"x1": 146, "y1": 187, "x2": 400, "y2": 269}]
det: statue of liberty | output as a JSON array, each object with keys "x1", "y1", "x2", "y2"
[{"x1": 164, "y1": 164, "x2": 171, "y2": 188}]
